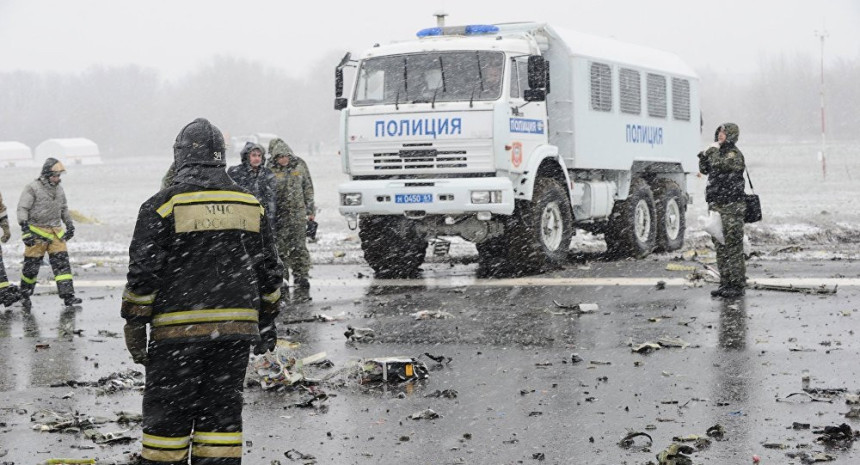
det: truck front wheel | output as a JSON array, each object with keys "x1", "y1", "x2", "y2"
[
  {"x1": 505, "y1": 177, "x2": 574, "y2": 273},
  {"x1": 606, "y1": 178, "x2": 657, "y2": 258},
  {"x1": 653, "y1": 179, "x2": 686, "y2": 252},
  {"x1": 359, "y1": 216, "x2": 427, "y2": 278}
]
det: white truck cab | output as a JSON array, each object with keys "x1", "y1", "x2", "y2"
[{"x1": 335, "y1": 21, "x2": 700, "y2": 277}]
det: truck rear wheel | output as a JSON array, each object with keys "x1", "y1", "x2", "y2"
[
  {"x1": 359, "y1": 216, "x2": 427, "y2": 278},
  {"x1": 505, "y1": 178, "x2": 573, "y2": 273},
  {"x1": 606, "y1": 178, "x2": 656, "y2": 258},
  {"x1": 653, "y1": 179, "x2": 686, "y2": 252}
]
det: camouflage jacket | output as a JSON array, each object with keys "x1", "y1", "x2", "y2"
[{"x1": 271, "y1": 156, "x2": 315, "y2": 224}]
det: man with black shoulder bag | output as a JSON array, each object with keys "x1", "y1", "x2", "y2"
[{"x1": 698, "y1": 122, "x2": 751, "y2": 298}]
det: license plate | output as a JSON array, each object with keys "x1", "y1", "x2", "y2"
[{"x1": 395, "y1": 193, "x2": 433, "y2": 204}]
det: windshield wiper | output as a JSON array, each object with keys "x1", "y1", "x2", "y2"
[{"x1": 476, "y1": 51, "x2": 485, "y2": 92}]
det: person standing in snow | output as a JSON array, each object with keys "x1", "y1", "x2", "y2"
[
  {"x1": 227, "y1": 142, "x2": 277, "y2": 228},
  {"x1": 0, "y1": 191, "x2": 22, "y2": 307},
  {"x1": 17, "y1": 159, "x2": 82, "y2": 309},
  {"x1": 121, "y1": 118, "x2": 284, "y2": 464},
  {"x1": 699, "y1": 122, "x2": 747, "y2": 298},
  {"x1": 268, "y1": 138, "x2": 315, "y2": 301}
]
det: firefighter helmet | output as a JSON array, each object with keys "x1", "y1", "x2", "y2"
[{"x1": 173, "y1": 118, "x2": 226, "y2": 168}]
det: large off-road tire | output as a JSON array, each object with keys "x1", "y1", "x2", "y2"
[
  {"x1": 504, "y1": 177, "x2": 574, "y2": 273},
  {"x1": 359, "y1": 216, "x2": 427, "y2": 278},
  {"x1": 653, "y1": 179, "x2": 686, "y2": 252},
  {"x1": 476, "y1": 237, "x2": 508, "y2": 277},
  {"x1": 605, "y1": 178, "x2": 657, "y2": 258}
]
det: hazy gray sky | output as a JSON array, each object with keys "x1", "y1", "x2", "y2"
[{"x1": 1, "y1": 0, "x2": 858, "y2": 80}]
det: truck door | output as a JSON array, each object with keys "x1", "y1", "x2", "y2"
[{"x1": 507, "y1": 57, "x2": 549, "y2": 172}]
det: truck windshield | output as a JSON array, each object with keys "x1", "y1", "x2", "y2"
[{"x1": 353, "y1": 51, "x2": 505, "y2": 106}]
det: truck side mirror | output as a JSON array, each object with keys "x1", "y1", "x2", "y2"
[
  {"x1": 527, "y1": 56, "x2": 547, "y2": 90},
  {"x1": 525, "y1": 56, "x2": 548, "y2": 102},
  {"x1": 334, "y1": 68, "x2": 348, "y2": 110}
]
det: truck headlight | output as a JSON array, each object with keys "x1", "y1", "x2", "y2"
[
  {"x1": 470, "y1": 190, "x2": 502, "y2": 204},
  {"x1": 341, "y1": 193, "x2": 362, "y2": 206}
]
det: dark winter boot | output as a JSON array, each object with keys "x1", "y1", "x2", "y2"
[
  {"x1": 720, "y1": 286, "x2": 745, "y2": 298},
  {"x1": 62, "y1": 295, "x2": 83, "y2": 307},
  {"x1": 294, "y1": 277, "x2": 310, "y2": 289},
  {"x1": 20, "y1": 294, "x2": 32, "y2": 311},
  {"x1": 0, "y1": 284, "x2": 22, "y2": 307},
  {"x1": 710, "y1": 287, "x2": 727, "y2": 297}
]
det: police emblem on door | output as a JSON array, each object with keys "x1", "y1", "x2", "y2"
[{"x1": 511, "y1": 142, "x2": 523, "y2": 168}]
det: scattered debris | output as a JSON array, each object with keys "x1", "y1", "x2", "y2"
[
  {"x1": 655, "y1": 443, "x2": 694, "y2": 465},
  {"x1": 618, "y1": 431, "x2": 653, "y2": 448},
  {"x1": 814, "y1": 423, "x2": 857, "y2": 444},
  {"x1": 250, "y1": 349, "x2": 328, "y2": 389},
  {"x1": 571, "y1": 353, "x2": 584, "y2": 364},
  {"x1": 631, "y1": 342, "x2": 662, "y2": 354},
  {"x1": 83, "y1": 428, "x2": 135, "y2": 444},
  {"x1": 284, "y1": 448, "x2": 316, "y2": 463},
  {"x1": 552, "y1": 300, "x2": 599, "y2": 314},
  {"x1": 422, "y1": 353, "x2": 452, "y2": 366},
  {"x1": 666, "y1": 263, "x2": 698, "y2": 272},
  {"x1": 656, "y1": 337, "x2": 690, "y2": 349},
  {"x1": 793, "y1": 422, "x2": 811, "y2": 430},
  {"x1": 655, "y1": 280, "x2": 666, "y2": 290},
  {"x1": 631, "y1": 337, "x2": 690, "y2": 353},
  {"x1": 706, "y1": 424, "x2": 725, "y2": 439},
  {"x1": 786, "y1": 451, "x2": 835, "y2": 463},
  {"x1": 356, "y1": 357, "x2": 429, "y2": 384},
  {"x1": 777, "y1": 392, "x2": 834, "y2": 403},
  {"x1": 749, "y1": 282, "x2": 837, "y2": 295},
  {"x1": 411, "y1": 310, "x2": 455, "y2": 320},
  {"x1": 291, "y1": 392, "x2": 329, "y2": 409},
  {"x1": 845, "y1": 407, "x2": 860, "y2": 418},
  {"x1": 31, "y1": 410, "x2": 111, "y2": 433},
  {"x1": 424, "y1": 389, "x2": 458, "y2": 399},
  {"x1": 344, "y1": 325, "x2": 375, "y2": 342},
  {"x1": 408, "y1": 408, "x2": 440, "y2": 420}
]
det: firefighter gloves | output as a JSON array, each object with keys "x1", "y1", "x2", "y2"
[
  {"x1": 124, "y1": 322, "x2": 149, "y2": 365},
  {"x1": 254, "y1": 323, "x2": 278, "y2": 355}
]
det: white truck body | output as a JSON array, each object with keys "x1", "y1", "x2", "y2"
[{"x1": 336, "y1": 22, "x2": 701, "y2": 275}]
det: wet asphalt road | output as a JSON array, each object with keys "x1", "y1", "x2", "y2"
[{"x1": 1, "y1": 259, "x2": 860, "y2": 464}]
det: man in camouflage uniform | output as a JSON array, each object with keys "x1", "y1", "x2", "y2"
[
  {"x1": 699, "y1": 123, "x2": 746, "y2": 298},
  {"x1": 268, "y1": 138, "x2": 315, "y2": 299},
  {"x1": 228, "y1": 142, "x2": 277, "y2": 228},
  {"x1": 17, "y1": 158, "x2": 83, "y2": 309},
  {"x1": 0, "y1": 191, "x2": 22, "y2": 307}
]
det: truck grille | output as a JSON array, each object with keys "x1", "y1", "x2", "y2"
[
  {"x1": 348, "y1": 140, "x2": 493, "y2": 175},
  {"x1": 373, "y1": 150, "x2": 468, "y2": 170}
]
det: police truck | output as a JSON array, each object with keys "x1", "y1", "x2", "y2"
[{"x1": 334, "y1": 20, "x2": 700, "y2": 277}]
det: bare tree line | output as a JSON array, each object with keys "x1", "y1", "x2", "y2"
[{"x1": 1, "y1": 51, "x2": 858, "y2": 157}]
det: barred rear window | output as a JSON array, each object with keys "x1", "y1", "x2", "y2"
[
  {"x1": 590, "y1": 62, "x2": 612, "y2": 112},
  {"x1": 620, "y1": 68, "x2": 641, "y2": 115},
  {"x1": 672, "y1": 78, "x2": 691, "y2": 121},
  {"x1": 647, "y1": 73, "x2": 667, "y2": 118}
]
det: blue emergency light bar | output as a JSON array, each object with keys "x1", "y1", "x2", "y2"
[{"x1": 416, "y1": 24, "x2": 500, "y2": 37}]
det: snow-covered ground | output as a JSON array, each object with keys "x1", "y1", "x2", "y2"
[{"x1": 1, "y1": 140, "x2": 858, "y2": 269}]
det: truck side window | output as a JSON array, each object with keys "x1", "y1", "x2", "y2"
[
  {"x1": 672, "y1": 78, "x2": 690, "y2": 121},
  {"x1": 517, "y1": 60, "x2": 529, "y2": 98},
  {"x1": 509, "y1": 60, "x2": 520, "y2": 98},
  {"x1": 590, "y1": 62, "x2": 612, "y2": 112},
  {"x1": 356, "y1": 68, "x2": 385, "y2": 102},
  {"x1": 647, "y1": 73, "x2": 667, "y2": 118}
]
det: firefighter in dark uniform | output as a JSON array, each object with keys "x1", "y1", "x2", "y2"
[
  {"x1": 699, "y1": 122, "x2": 747, "y2": 298},
  {"x1": 121, "y1": 118, "x2": 285, "y2": 464},
  {"x1": 17, "y1": 158, "x2": 81, "y2": 309},
  {"x1": 0, "y1": 191, "x2": 22, "y2": 307}
]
